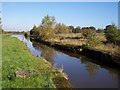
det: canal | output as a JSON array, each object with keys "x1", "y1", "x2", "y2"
[{"x1": 11, "y1": 34, "x2": 119, "y2": 88}]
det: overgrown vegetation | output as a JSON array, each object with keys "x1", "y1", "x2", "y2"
[
  {"x1": 30, "y1": 15, "x2": 120, "y2": 55},
  {"x1": 87, "y1": 33, "x2": 101, "y2": 47},
  {"x1": 55, "y1": 23, "x2": 69, "y2": 34},
  {"x1": 104, "y1": 24, "x2": 120, "y2": 45}
]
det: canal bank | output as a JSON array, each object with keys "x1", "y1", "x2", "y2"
[
  {"x1": 12, "y1": 34, "x2": 119, "y2": 88},
  {"x1": 2, "y1": 34, "x2": 72, "y2": 88},
  {"x1": 30, "y1": 37, "x2": 120, "y2": 67}
]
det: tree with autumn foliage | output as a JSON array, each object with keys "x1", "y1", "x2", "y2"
[{"x1": 30, "y1": 15, "x2": 56, "y2": 40}]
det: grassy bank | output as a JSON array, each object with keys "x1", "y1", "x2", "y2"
[
  {"x1": 2, "y1": 35, "x2": 70, "y2": 88},
  {"x1": 46, "y1": 33, "x2": 119, "y2": 55},
  {"x1": 31, "y1": 34, "x2": 120, "y2": 66}
]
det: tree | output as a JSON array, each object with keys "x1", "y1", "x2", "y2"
[
  {"x1": 30, "y1": 25, "x2": 37, "y2": 36},
  {"x1": 89, "y1": 26, "x2": 96, "y2": 30},
  {"x1": 69, "y1": 26, "x2": 74, "y2": 33},
  {"x1": 54, "y1": 23, "x2": 61, "y2": 34},
  {"x1": 74, "y1": 26, "x2": 81, "y2": 33},
  {"x1": 81, "y1": 29, "x2": 96, "y2": 38},
  {"x1": 97, "y1": 28, "x2": 104, "y2": 33},
  {"x1": 82, "y1": 26, "x2": 96, "y2": 31},
  {"x1": 40, "y1": 15, "x2": 56, "y2": 40},
  {"x1": 55, "y1": 23, "x2": 69, "y2": 34},
  {"x1": 30, "y1": 15, "x2": 56, "y2": 40},
  {"x1": 41, "y1": 15, "x2": 55, "y2": 28},
  {"x1": 104, "y1": 24, "x2": 119, "y2": 44}
]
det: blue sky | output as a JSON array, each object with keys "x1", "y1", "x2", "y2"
[{"x1": 2, "y1": 2, "x2": 118, "y2": 31}]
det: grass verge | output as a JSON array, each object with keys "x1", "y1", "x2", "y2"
[{"x1": 2, "y1": 35, "x2": 68, "y2": 88}]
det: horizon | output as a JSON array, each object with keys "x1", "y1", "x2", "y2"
[{"x1": 2, "y1": 2, "x2": 118, "y2": 31}]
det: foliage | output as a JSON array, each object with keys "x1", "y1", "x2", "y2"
[
  {"x1": 30, "y1": 15, "x2": 56, "y2": 40},
  {"x1": 69, "y1": 26, "x2": 74, "y2": 33},
  {"x1": 40, "y1": 15, "x2": 56, "y2": 40},
  {"x1": 81, "y1": 29, "x2": 96, "y2": 38},
  {"x1": 97, "y1": 28, "x2": 104, "y2": 33},
  {"x1": 104, "y1": 24, "x2": 120, "y2": 45},
  {"x1": 74, "y1": 26, "x2": 81, "y2": 33},
  {"x1": 87, "y1": 33, "x2": 101, "y2": 47},
  {"x1": 55, "y1": 23, "x2": 69, "y2": 34},
  {"x1": 30, "y1": 25, "x2": 38, "y2": 38},
  {"x1": 82, "y1": 26, "x2": 96, "y2": 30},
  {"x1": 24, "y1": 32, "x2": 30, "y2": 38},
  {"x1": 41, "y1": 15, "x2": 55, "y2": 27},
  {"x1": 68, "y1": 26, "x2": 96, "y2": 34},
  {"x1": 89, "y1": 26, "x2": 96, "y2": 30}
]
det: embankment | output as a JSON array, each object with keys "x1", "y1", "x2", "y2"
[
  {"x1": 31, "y1": 38, "x2": 120, "y2": 67},
  {"x1": 2, "y1": 35, "x2": 72, "y2": 88}
]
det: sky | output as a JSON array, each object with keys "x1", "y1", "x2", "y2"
[
  {"x1": 1, "y1": 0, "x2": 120, "y2": 2},
  {"x1": 2, "y1": 2, "x2": 118, "y2": 31}
]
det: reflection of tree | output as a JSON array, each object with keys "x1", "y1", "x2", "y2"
[
  {"x1": 108, "y1": 69, "x2": 119, "y2": 79},
  {"x1": 85, "y1": 62, "x2": 99, "y2": 76},
  {"x1": 32, "y1": 41, "x2": 55, "y2": 65},
  {"x1": 80, "y1": 56, "x2": 120, "y2": 78},
  {"x1": 80, "y1": 56, "x2": 100, "y2": 76}
]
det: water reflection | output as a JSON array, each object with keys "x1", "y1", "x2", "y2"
[
  {"x1": 32, "y1": 41, "x2": 55, "y2": 65},
  {"x1": 11, "y1": 35, "x2": 119, "y2": 88},
  {"x1": 79, "y1": 56, "x2": 99, "y2": 76},
  {"x1": 86, "y1": 62, "x2": 99, "y2": 76}
]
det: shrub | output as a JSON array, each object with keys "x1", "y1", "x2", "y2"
[
  {"x1": 87, "y1": 33, "x2": 101, "y2": 47},
  {"x1": 24, "y1": 32, "x2": 29, "y2": 38},
  {"x1": 55, "y1": 23, "x2": 69, "y2": 34},
  {"x1": 104, "y1": 24, "x2": 120, "y2": 45},
  {"x1": 81, "y1": 29, "x2": 96, "y2": 39}
]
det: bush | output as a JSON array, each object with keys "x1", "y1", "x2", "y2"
[
  {"x1": 24, "y1": 32, "x2": 29, "y2": 38},
  {"x1": 81, "y1": 29, "x2": 96, "y2": 39},
  {"x1": 87, "y1": 33, "x2": 101, "y2": 47},
  {"x1": 104, "y1": 24, "x2": 120, "y2": 45},
  {"x1": 55, "y1": 23, "x2": 69, "y2": 34},
  {"x1": 97, "y1": 29, "x2": 104, "y2": 33}
]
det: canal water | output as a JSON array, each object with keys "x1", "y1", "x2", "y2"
[{"x1": 11, "y1": 35, "x2": 119, "y2": 88}]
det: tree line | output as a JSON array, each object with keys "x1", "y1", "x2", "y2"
[
  {"x1": 30, "y1": 15, "x2": 98, "y2": 38},
  {"x1": 29, "y1": 15, "x2": 119, "y2": 46}
]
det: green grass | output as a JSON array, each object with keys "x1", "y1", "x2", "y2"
[{"x1": 2, "y1": 35, "x2": 65, "y2": 88}]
